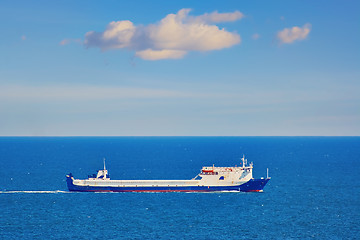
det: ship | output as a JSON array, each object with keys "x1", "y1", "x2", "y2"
[{"x1": 66, "y1": 155, "x2": 270, "y2": 192}]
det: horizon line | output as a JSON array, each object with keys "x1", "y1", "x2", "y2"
[{"x1": 0, "y1": 135, "x2": 359, "y2": 138}]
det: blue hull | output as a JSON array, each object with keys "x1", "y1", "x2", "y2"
[{"x1": 66, "y1": 175, "x2": 270, "y2": 192}]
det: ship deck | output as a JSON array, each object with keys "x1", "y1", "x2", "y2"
[{"x1": 73, "y1": 179, "x2": 201, "y2": 187}]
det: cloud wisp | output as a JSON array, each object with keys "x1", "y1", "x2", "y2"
[
  {"x1": 59, "y1": 38, "x2": 82, "y2": 45},
  {"x1": 277, "y1": 23, "x2": 311, "y2": 44},
  {"x1": 252, "y1": 33, "x2": 260, "y2": 40},
  {"x1": 0, "y1": 85, "x2": 199, "y2": 101},
  {"x1": 83, "y1": 9, "x2": 243, "y2": 60}
]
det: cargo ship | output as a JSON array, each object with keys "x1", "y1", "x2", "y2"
[{"x1": 66, "y1": 156, "x2": 270, "y2": 192}]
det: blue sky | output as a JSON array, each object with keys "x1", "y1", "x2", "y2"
[{"x1": 0, "y1": 0, "x2": 359, "y2": 136}]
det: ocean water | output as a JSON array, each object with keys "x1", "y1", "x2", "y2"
[{"x1": 0, "y1": 137, "x2": 359, "y2": 239}]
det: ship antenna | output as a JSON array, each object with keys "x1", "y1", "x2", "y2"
[{"x1": 103, "y1": 158, "x2": 106, "y2": 170}]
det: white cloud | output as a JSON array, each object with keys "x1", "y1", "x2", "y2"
[
  {"x1": 277, "y1": 23, "x2": 311, "y2": 44},
  {"x1": 84, "y1": 8, "x2": 242, "y2": 60},
  {"x1": 84, "y1": 21, "x2": 135, "y2": 50}
]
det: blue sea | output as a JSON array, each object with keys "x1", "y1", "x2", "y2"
[{"x1": 0, "y1": 137, "x2": 359, "y2": 239}]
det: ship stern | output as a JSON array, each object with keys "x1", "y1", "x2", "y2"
[{"x1": 66, "y1": 173, "x2": 76, "y2": 191}]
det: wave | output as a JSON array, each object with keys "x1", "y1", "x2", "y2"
[{"x1": 0, "y1": 190, "x2": 68, "y2": 194}]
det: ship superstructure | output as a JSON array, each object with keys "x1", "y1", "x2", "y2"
[{"x1": 66, "y1": 156, "x2": 270, "y2": 192}]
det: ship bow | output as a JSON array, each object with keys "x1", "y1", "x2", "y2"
[{"x1": 240, "y1": 178, "x2": 270, "y2": 192}]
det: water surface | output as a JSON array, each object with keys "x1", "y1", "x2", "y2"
[{"x1": 0, "y1": 137, "x2": 359, "y2": 239}]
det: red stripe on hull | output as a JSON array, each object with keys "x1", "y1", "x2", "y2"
[
  {"x1": 71, "y1": 189, "x2": 213, "y2": 193},
  {"x1": 121, "y1": 190, "x2": 211, "y2": 192}
]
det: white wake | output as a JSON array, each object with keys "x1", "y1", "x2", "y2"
[{"x1": 0, "y1": 190, "x2": 68, "y2": 194}]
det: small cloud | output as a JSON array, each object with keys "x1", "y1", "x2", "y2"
[
  {"x1": 252, "y1": 33, "x2": 260, "y2": 40},
  {"x1": 21, "y1": 35, "x2": 26, "y2": 41},
  {"x1": 84, "y1": 8, "x2": 243, "y2": 60},
  {"x1": 60, "y1": 39, "x2": 70, "y2": 45},
  {"x1": 60, "y1": 38, "x2": 82, "y2": 46},
  {"x1": 277, "y1": 23, "x2": 311, "y2": 44}
]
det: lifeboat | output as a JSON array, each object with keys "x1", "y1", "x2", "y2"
[{"x1": 202, "y1": 168, "x2": 214, "y2": 173}]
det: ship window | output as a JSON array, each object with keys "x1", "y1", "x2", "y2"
[{"x1": 219, "y1": 176, "x2": 224, "y2": 180}]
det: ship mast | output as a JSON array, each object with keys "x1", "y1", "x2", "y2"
[{"x1": 103, "y1": 158, "x2": 108, "y2": 179}]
